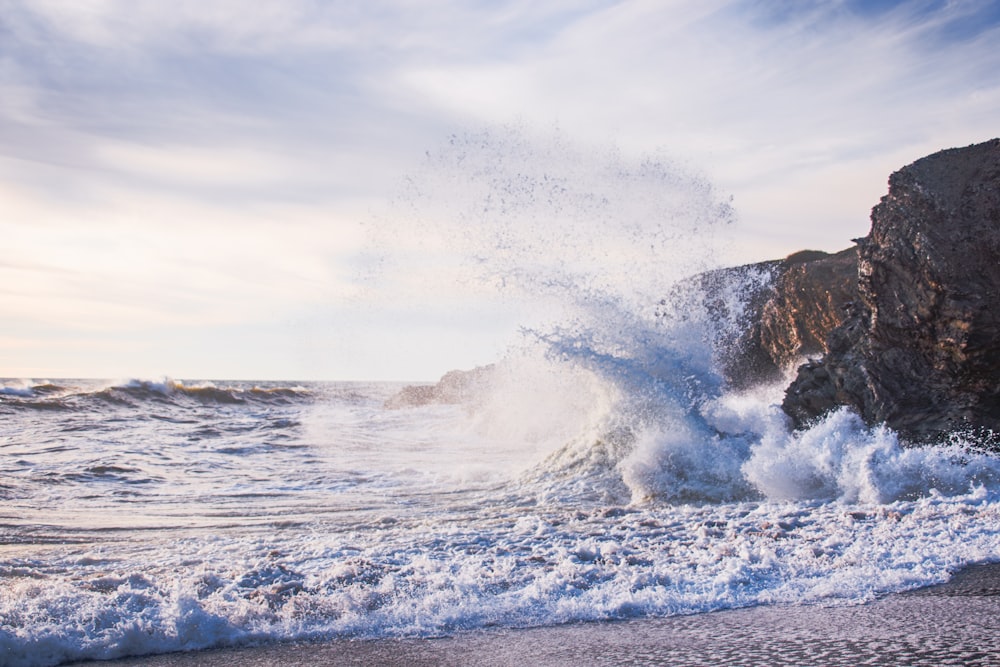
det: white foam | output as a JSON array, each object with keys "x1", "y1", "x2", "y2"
[
  {"x1": 3, "y1": 476, "x2": 999, "y2": 667},
  {"x1": 0, "y1": 384, "x2": 35, "y2": 397},
  {"x1": 743, "y1": 407, "x2": 1000, "y2": 503},
  {"x1": 619, "y1": 422, "x2": 753, "y2": 504}
]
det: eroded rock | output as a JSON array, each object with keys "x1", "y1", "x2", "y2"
[
  {"x1": 782, "y1": 138, "x2": 1000, "y2": 442},
  {"x1": 669, "y1": 248, "x2": 858, "y2": 388}
]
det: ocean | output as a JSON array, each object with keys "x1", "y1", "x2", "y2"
[{"x1": 3, "y1": 355, "x2": 1000, "y2": 665}]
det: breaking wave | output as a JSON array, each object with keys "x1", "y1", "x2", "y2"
[
  {"x1": 0, "y1": 378, "x2": 312, "y2": 412},
  {"x1": 375, "y1": 125, "x2": 1000, "y2": 510}
]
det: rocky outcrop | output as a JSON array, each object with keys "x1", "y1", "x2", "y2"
[
  {"x1": 673, "y1": 248, "x2": 858, "y2": 388},
  {"x1": 384, "y1": 365, "x2": 495, "y2": 409},
  {"x1": 782, "y1": 139, "x2": 1000, "y2": 442},
  {"x1": 393, "y1": 249, "x2": 860, "y2": 409},
  {"x1": 758, "y1": 248, "x2": 858, "y2": 372}
]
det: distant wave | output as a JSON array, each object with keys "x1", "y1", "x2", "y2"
[
  {"x1": 0, "y1": 378, "x2": 313, "y2": 412},
  {"x1": 0, "y1": 381, "x2": 66, "y2": 397}
]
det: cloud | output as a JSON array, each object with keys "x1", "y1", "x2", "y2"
[
  {"x1": 4, "y1": 1, "x2": 358, "y2": 55},
  {"x1": 93, "y1": 142, "x2": 292, "y2": 187},
  {"x1": 396, "y1": 0, "x2": 1000, "y2": 252},
  {"x1": 0, "y1": 0, "x2": 998, "y2": 379},
  {"x1": 0, "y1": 177, "x2": 365, "y2": 338},
  {"x1": 402, "y1": 1, "x2": 999, "y2": 146}
]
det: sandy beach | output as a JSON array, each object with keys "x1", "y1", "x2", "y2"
[{"x1": 63, "y1": 561, "x2": 1000, "y2": 667}]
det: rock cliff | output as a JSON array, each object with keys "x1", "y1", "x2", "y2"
[
  {"x1": 782, "y1": 138, "x2": 1000, "y2": 442},
  {"x1": 671, "y1": 247, "x2": 858, "y2": 388},
  {"x1": 388, "y1": 250, "x2": 859, "y2": 408}
]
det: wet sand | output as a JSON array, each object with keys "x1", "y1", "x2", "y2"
[{"x1": 67, "y1": 562, "x2": 1000, "y2": 667}]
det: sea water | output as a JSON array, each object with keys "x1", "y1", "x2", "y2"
[
  {"x1": 2, "y1": 373, "x2": 999, "y2": 667},
  {"x1": 3, "y1": 129, "x2": 1000, "y2": 666}
]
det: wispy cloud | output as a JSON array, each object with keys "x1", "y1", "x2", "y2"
[
  {"x1": 0, "y1": 0, "x2": 997, "y2": 379},
  {"x1": 398, "y1": 0, "x2": 1000, "y2": 249}
]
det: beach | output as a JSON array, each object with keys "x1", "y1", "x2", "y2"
[{"x1": 65, "y1": 562, "x2": 1000, "y2": 666}]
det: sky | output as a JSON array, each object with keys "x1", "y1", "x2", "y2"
[{"x1": 1, "y1": 0, "x2": 999, "y2": 381}]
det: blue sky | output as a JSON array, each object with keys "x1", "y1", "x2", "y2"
[{"x1": 1, "y1": 0, "x2": 998, "y2": 381}]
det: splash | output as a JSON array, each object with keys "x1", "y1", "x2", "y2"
[
  {"x1": 366, "y1": 123, "x2": 735, "y2": 314},
  {"x1": 372, "y1": 124, "x2": 1000, "y2": 509}
]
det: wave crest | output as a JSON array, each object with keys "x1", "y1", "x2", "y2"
[
  {"x1": 0, "y1": 378, "x2": 312, "y2": 412},
  {"x1": 743, "y1": 408, "x2": 1000, "y2": 504}
]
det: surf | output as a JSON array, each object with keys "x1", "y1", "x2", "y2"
[{"x1": 375, "y1": 125, "x2": 1000, "y2": 511}]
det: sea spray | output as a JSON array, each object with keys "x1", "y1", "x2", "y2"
[
  {"x1": 365, "y1": 124, "x2": 760, "y2": 501},
  {"x1": 366, "y1": 124, "x2": 736, "y2": 318},
  {"x1": 367, "y1": 124, "x2": 1000, "y2": 510}
]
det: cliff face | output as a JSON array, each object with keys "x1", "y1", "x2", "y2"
[
  {"x1": 687, "y1": 248, "x2": 858, "y2": 388},
  {"x1": 392, "y1": 250, "x2": 859, "y2": 409},
  {"x1": 782, "y1": 139, "x2": 1000, "y2": 442},
  {"x1": 758, "y1": 248, "x2": 858, "y2": 371}
]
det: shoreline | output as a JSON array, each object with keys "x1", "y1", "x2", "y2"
[{"x1": 65, "y1": 561, "x2": 1000, "y2": 667}]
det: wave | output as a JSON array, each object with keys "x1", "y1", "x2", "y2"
[
  {"x1": 436, "y1": 272, "x2": 1000, "y2": 508},
  {"x1": 369, "y1": 127, "x2": 1000, "y2": 511},
  {"x1": 496, "y1": 351, "x2": 1000, "y2": 507},
  {"x1": 102, "y1": 379, "x2": 312, "y2": 406},
  {"x1": 0, "y1": 378, "x2": 313, "y2": 412},
  {"x1": 0, "y1": 381, "x2": 68, "y2": 398}
]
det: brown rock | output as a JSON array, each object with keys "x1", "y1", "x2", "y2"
[
  {"x1": 782, "y1": 138, "x2": 1000, "y2": 442},
  {"x1": 672, "y1": 248, "x2": 858, "y2": 388},
  {"x1": 758, "y1": 248, "x2": 858, "y2": 371}
]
